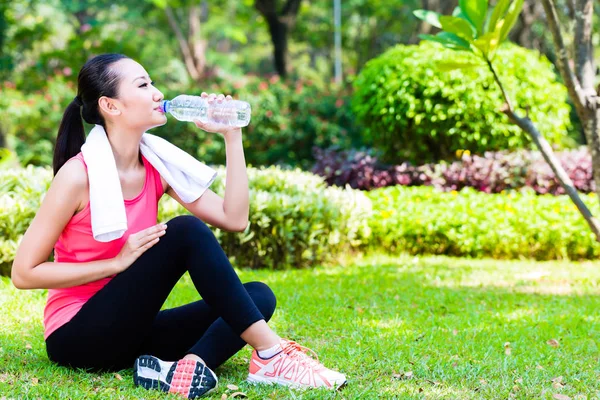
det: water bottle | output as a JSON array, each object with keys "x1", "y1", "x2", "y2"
[{"x1": 161, "y1": 94, "x2": 251, "y2": 127}]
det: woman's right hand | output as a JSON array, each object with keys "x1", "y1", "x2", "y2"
[{"x1": 113, "y1": 223, "x2": 168, "y2": 273}]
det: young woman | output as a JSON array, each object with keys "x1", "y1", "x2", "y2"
[{"x1": 11, "y1": 53, "x2": 346, "y2": 398}]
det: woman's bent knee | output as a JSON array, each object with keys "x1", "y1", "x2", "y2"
[
  {"x1": 166, "y1": 215, "x2": 216, "y2": 247},
  {"x1": 244, "y1": 281, "x2": 277, "y2": 321}
]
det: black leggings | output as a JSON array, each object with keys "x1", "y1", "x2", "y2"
[{"x1": 46, "y1": 215, "x2": 277, "y2": 372}]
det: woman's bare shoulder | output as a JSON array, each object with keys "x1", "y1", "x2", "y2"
[
  {"x1": 54, "y1": 157, "x2": 89, "y2": 189},
  {"x1": 53, "y1": 158, "x2": 89, "y2": 213}
]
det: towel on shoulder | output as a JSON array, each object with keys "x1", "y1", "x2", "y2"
[{"x1": 81, "y1": 124, "x2": 216, "y2": 242}]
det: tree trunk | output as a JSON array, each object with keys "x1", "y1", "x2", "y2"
[
  {"x1": 538, "y1": 0, "x2": 600, "y2": 240},
  {"x1": 585, "y1": 108, "x2": 600, "y2": 197},
  {"x1": 254, "y1": 0, "x2": 302, "y2": 77},
  {"x1": 264, "y1": 13, "x2": 288, "y2": 77}
]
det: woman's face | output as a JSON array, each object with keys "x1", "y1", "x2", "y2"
[{"x1": 101, "y1": 58, "x2": 167, "y2": 131}]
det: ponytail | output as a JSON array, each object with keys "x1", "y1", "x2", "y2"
[
  {"x1": 52, "y1": 53, "x2": 128, "y2": 176},
  {"x1": 52, "y1": 99, "x2": 85, "y2": 176}
]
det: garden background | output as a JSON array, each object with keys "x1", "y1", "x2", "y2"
[{"x1": 1, "y1": 0, "x2": 600, "y2": 398}]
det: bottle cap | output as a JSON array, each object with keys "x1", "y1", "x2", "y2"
[{"x1": 161, "y1": 100, "x2": 169, "y2": 113}]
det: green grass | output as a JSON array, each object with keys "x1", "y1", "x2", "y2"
[{"x1": 1, "y1": 253, "x2": 600, "y2": 399}]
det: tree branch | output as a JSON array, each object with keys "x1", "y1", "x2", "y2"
[
  {"x1": 566, "y1": 0, "x2": 576, "y2": 19},
  {"x1": 281, "y1": 0, "x2": 302, "y2": 27},
  {"x1": 254, "y1": 0, "x2": 277, "y2": 17},
  {"x1": 189, "y1": 6, "x2": 200, "y2": 47},
  {"x1": 281, "y1": 0, "x2": 301, "y2": 17},
  {"x1": 165, "y1": 6, "x2": 199, "y2": 81},
  {"x1": 540, "y1": 0, "x2": 587, "y2": 114},
  {"x1": 502, "y1": 104, "x2": 600, "y2": 241},
  {"x1": 486, "y1": 57, "x2": 600, "y2": 242},
  {"x1": 485, "y1": 58, "x2": 514, "y2": 112}
]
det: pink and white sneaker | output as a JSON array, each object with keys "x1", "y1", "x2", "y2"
[
  {"x1": 247, "y1": 339, "x2": 347, "y2": 390},
  {"x1": 133, "y1": 355, "x2": 218, "y2": 399}
]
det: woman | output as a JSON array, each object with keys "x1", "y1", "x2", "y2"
[{"x1": 11, "y1": 53, "x2": 346, "y2": 398}]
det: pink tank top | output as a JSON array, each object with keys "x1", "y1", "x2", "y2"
[{"x1": 43, "y1": 152, "x2": 165, "y2": 339}]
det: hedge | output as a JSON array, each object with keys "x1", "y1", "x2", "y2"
[
  {"x1": 1, "y1": 167, "x2": 599, "y2": 277},
  {"x1": 368, "y1": 186, "x2": 600, "y2": 260},
  {"x1": 0, "y1": 165, "x2": 372, "y2": 275}
]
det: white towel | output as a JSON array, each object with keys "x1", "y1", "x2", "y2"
[{"x1": 81, "y1": 124, "x2": 216, "y2": 242}]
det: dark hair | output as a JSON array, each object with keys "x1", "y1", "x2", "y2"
[{"x1": 52, "y1": 53, "x2": 129, "y2": 176}]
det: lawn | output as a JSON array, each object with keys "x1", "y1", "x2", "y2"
[{"x1": 1, "y1": 253, "x2": 599, "y2": 399}]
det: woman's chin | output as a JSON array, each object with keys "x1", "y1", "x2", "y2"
[{"x1": 147, "y1": 116, "x2": 168, "y2": 130}]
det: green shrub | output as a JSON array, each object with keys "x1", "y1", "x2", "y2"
[
  {"x1": 352, "y1": 42, "x2": 575, "y2": 164},
  {"x1": 158, "y1": 166, "x2": 372, "y2": 269},
  {"x1": 0, "y1": 166, "x2": 52, "y2": 275},
  {"x1": 2, "y1": 76, "x2": 362, "y2": 169},
  {"x1": 1, "y1": 78, "x2": 76, "y2": 166},
  {"x1": 0, "y1": 165, "x2": 372, "y2": 275},
  {"x1": 3, "y1": 166, "x2": 599, "y2": 277},
  {"x1": 154, "y1": 76, "x2": 363, "y2": 169},
  {"x1": 367, "y1": 185, "x2": 600, "y2": 260}
]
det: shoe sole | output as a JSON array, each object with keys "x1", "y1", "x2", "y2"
[
  {"x1": 134, "y1": 355, "x2": 217, "y2": 399},
  {"x1": 247, "y1": 373, "x2": 347, "y2": 391}
]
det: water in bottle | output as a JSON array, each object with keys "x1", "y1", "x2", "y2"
[{"x1": 161, "y1": 94, "x2": 251, "y2": 127}]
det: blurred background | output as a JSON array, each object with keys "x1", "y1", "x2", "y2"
[{"x1": 0, "y1": 0, "x2": 598, "y2": 178}]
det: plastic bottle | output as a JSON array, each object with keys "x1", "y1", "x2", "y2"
[{"x1": 161, "y1": 95, "x2": 251, "y2": 127}]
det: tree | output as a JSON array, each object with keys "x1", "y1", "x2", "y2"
[
  {"x1": 541, "y1": 0, "x2": 600, "y2": 204},
  {"x1": 414, "y1": 0, "x2": 600, "y2": 241},
  {"x1": 254, "y1": 0, "x2": 302, "y2": 78}
]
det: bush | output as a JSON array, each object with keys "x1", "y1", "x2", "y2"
[
  {"x1": 154, "y1": 76, "x2": 363, "y2": 169},
  {"x1": 312, "y1": 146, "x2": 595, "y2": 195},
  {"x1": 1, "y1": 78, "x2": 76, "y2": 166},
  {"x1": 526, "y1": 147, "x2": 594, "y2": 195},
  {"x1": 0, "y1": 165, "x2": 372, "y2": 275},
  {"x1": 368, "y1": 185, "x2": 600, "y2": 261},
  {"x1": 0, "y1": 166, "x2": 52, "y2": 275},
  {"x1": 3, "y1": 166, "x2": 599, "y2": 276},
  {"x1": 2, "y1": 75, "x2": 363, "y2": 169},
  {"x1": 312, "y1": 147, "x2": 414, "y2": 190},
  {"x1": 352, "y1": 42, "x2": 575, "y2": 164}
]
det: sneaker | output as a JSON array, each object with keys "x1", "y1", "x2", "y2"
[
  {"x1": 247, "y1": 339, "x2": 347, "y2": 390},
  {"x1": 133, "y1": 355, "x2": 218, "y2": 399}
]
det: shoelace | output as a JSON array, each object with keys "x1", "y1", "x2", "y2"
[{"x1": 281, "y1": 341, "x2": 323, "y2": 370}]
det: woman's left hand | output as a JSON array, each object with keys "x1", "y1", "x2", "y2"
[{"x1": 193, "y1": 92, "x2": 242, "y2": 140}]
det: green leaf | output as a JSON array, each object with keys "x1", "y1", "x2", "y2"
[
  {"x1": 452, "y1": 6, "x2": 472, "y2": 24},
  {"x1": 486, "y1": 0, "x2": 511, "y2": 33},
  {"x1": 499, "y1": 0, "x2": 525, "y2": 42},
  {"x1": 474, "y1": 31, "x2": 502, "y2": 59},
  {"x1": 439, "y1": 15, "x2": 477, "y2": 41},
  {"x1": 437, "y1": 32, "x2": 473, "y2": 50},
  {"x1": 419, "y1": 32, "x2": 473, "y2": 52},
  {"x1": 413, "y1": 9, "x2": 442, "y2": 29},
  {"x1": 150, "y1": 0, "x2": 167, "y2": 9},
  {"x1": 459, "y1": 0, "x2": 488, "y2": 35},
  {"x1": 436, "y1": 60, "x2": 482, "y2": 71}
]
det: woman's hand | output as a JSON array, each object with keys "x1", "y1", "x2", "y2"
[
  {"x1": 193, "y1": 92, "x2": 242, "y2": 140},
  {"x1": 113, "y1": 223, "x2": 168, "y2": 273}
]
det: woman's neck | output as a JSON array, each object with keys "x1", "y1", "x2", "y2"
[{"x1": 104, "y1": 125, "x2": 144, "y2": 171}]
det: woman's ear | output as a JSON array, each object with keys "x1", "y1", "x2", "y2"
[{"x1": 98, "y1": 96, "x2": 122, "y2": 116}]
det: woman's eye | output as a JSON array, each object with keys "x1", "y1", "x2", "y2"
[{"x1": 139, "y1": 81, "x2": 155, "y2": 88}]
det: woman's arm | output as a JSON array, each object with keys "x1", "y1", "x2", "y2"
[
  {"x1": 11, "y1": 160, "x2": 120, "y2": 289},
  {"x1": 166, "y1": 128, "x2": 250, "y2": 232}
]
